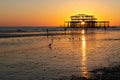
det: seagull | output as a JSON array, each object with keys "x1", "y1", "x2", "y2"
[
  {"x1": 72, "y1": 37, "x2": 74, "y2": 40},
  {"x1": 48, "y1": 43, "x2": 52, "y2": 47}
]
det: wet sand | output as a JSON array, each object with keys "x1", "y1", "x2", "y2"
[{"x1": 0, "y1": 29, "x2": 120, "y2": 80}]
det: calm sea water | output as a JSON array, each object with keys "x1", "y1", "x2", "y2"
[
  {"x1": 0, "y1": 27, "x2": 120, "y2": 80},
  {"x1": 0, "y1": 27, "x2": 65, "y2": 32}
]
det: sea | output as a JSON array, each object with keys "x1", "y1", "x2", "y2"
[{"x1": 0, "y1": 26, "x2": 120, "y2": 80}]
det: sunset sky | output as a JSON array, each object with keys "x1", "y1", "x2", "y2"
[{"x1": 0, "y1": 0, "x2": 120, "y2": 26}]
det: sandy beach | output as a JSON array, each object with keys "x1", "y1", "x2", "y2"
[{"x1": 0, "y1": 27, "x2": 120, "y2": 80}]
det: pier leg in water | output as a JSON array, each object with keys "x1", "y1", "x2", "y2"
[
  {"x1": 85, "y1": 28, "x2": 88, "y2": 32},
  {"x1": 104, "y1": 26, "x2": 107, "y2": 31}
]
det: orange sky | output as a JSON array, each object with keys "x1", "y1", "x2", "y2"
[{"x1": 0, "y1": 0, "x2": 120, "y2": 26}]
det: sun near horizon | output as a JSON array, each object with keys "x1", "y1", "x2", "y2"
[{"x1": 0, "y1": 0, "x2": 120, "y2": 27}]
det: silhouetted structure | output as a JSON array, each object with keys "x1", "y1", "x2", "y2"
[{"x1": 64, "y1": 14, "x2": 109, "y2": 28}]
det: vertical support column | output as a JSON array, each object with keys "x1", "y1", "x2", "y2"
[
  {"x1": 104, "y1": 22, "x2": 105, "y2": 27},
  {"x1": 96, "y1": 22, "x2": 98, "y2": 28},
  {"x1": 104, "y1": 22, "x2": 106, "y2": 28},
  {"x1": 67, "y1": 22, "x2": 70, "y2": 28},
  {"x1": 64, "y1": 21, "x2": 69, "y2": 28},
  {"x1": 104, "y1": 22, "x2": 107, "y2": 30},
  {"x1": 108, "y1": 22, "x2": 110, "y2": 28},
  {"x1": 99, "y1": 22, "x2": 101, "y2": 28}
]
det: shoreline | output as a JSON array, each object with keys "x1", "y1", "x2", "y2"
[{"x1": 0, "y1": 27, "x2": 119, "y2": 38}]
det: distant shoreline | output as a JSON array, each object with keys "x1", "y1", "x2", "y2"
[{"x1": 0, "y1": 27, "x2": 120, "y2": 38}]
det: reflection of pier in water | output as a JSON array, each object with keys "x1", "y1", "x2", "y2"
[{"x1": 81, "y1": 30, "x2": 88, "y2": 78}]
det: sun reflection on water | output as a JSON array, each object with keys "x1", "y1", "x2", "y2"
[
  {"x1": 81, "y1": 29, "x2": 85, "y2": 35},
  {"x1": 81, "y1": 32, "x2": 88, "y2": 78}
]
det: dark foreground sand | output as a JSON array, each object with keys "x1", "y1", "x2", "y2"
[{"x1": 59, "y1": 65, "x2": 120, "y2": 80}]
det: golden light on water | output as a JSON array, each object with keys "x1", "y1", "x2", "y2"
[
  {"x1": 81, "y1": 29, "x2": 85, "y2": 35},
  {"x1": 81, "y1": 34, "x2": 88, "y2": 78},
  {"x1": 81, "y1": 21, "x2": 85, "y2": 28}
]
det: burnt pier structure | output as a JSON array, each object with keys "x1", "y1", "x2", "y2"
[{"x1": 64, "y1": 14, "x2": 109, "y2": 28}]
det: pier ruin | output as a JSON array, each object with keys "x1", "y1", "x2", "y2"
[{"x1": 64, "y1": 14, "x2": 109, "y2": 28}]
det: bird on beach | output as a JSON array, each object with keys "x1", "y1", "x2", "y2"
[
  {"x1": 48, "y1": 42, "x2": 52, "y2": 48},
  {"x1": 69, "y1": 38, "x2": 71, "y2": 40},
  {"x1": 72, "y1": 37, "x2": 74, "y2": 40}
]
